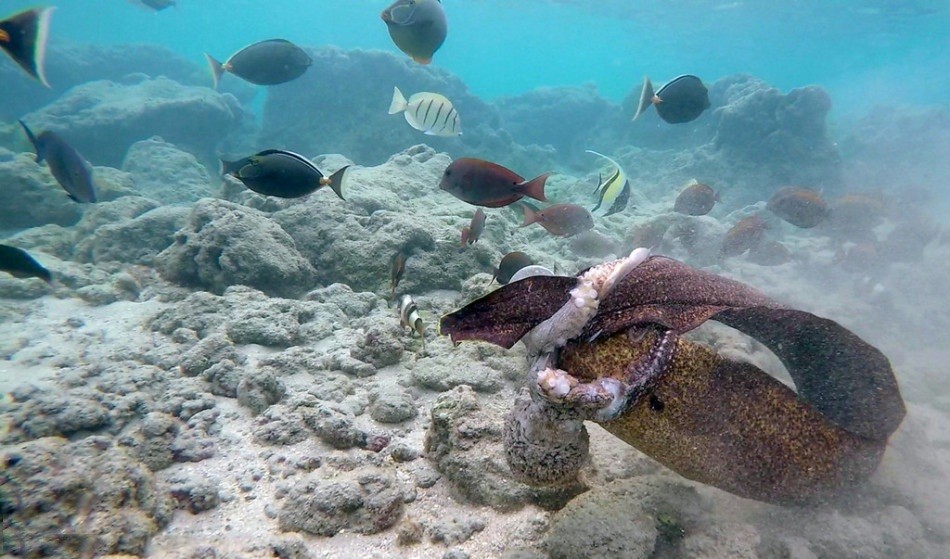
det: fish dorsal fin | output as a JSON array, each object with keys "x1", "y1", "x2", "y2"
[
  {"x1": 585, "y1": 150, "x2": 625, "y2": 180},
  {"x1": 231, "y1": 38, "x2": 293, "y2": 60},
  {"x1": 257, "y1": 149, "x2": 321, "y2": 172},
  {"x1": 656, "y1": 74, "x2": 703, "y2": 96}
]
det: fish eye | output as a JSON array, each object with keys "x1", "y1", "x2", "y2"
[
  {"x1": 444, "y1": 169, "x2": 451, "y2": 175},
  {"x1": 389, "y1": 3, "x2": 416, "y2": 24}
]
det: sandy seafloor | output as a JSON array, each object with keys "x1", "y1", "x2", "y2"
[{"x1": 1, "y1": 138, "x2": 950, "y2": 559}]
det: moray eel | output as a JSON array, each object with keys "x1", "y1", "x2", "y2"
[{"x1": 441, "y1": 252, "x2": 906, "y2": 505}]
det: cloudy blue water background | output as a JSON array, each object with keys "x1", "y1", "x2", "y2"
[
  {"x1": 3, "y1": 2, "x2": 950, "y2": 557},
  {"x1": 5, "y1": 0, "x2": 948, "y2": 114}
]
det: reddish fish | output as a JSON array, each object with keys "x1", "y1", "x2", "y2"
[
  {"x1": 460, "y1": 208, "x2": 487, "y2": 246},
  {"x1": 673, "y1": 181, "x2": 718, "y2": 216},
  {"x1": 748, "y1": 240, "x2": 792, "y2": 266},
  {"x1": 390, "y1": 250, "x2": 407, "y2": 299},
  {"x1": 767, "y1": 187, "x2": 829, "y2": 229},
  {"x1": 720, "y1": 215, "x2": 767, "y2": 257},
  {"x1": 834, "y1": 242, "x2": 879, "y2": 273},
  {"x1": 827, "y1": 194, "x2": 885, "y2": 240},
  {"x1": 440, "y1": 158, "x2": 549, "y2": 208},
  {"x1": 521, "y1": 203, "x2": 594, "y2": 237}
]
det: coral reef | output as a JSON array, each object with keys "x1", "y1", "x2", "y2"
[
  {"x1": 21, "y1": 76, "x2": 247, "y2": 166},
  {"x1": 0, "y1": 43, "x2": 207, "y2": 121},
  {"x1": 156, "y1": 200, "x2": 317, "y2": 298},
  {"x1": 122, "y1": 137, "x2": 215, "y2": 205},
  {"x1": 0, "y1": 47, "x2": 948, "y2": 556}
]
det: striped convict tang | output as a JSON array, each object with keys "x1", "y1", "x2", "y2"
[{"x1": 388, "y1": 86, "x2": 461, "y2": 136}]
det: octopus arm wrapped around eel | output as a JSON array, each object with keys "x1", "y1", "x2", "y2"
[{"x1": 440, "y1": 251, "x2": 906, "y2": 505}]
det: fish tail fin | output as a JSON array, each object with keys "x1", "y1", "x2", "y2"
[
  {"x1": 17, "y1": 120, "x2": 43, "y2": 163},
  {"x1": 388, "y1": 86, "x2": 408, "y2": 114},
  {"x1": 205, "y1": 53, "x2": 224, "y2": 89},
  {"x1": 632, "y1": 76, "x2": 655, "y2": 121},
  {"x1": 520, "y1": 204, "x2": 539, "y2": 228},
  {"x1": 219, "y1": 158, "x2": 242, "y2": 176},
  {"x1": 326, "y1": 165, "x2": 349, "y2": 200},
  {"x1": 0, "y1": 8, "x2": 54, "y2": 88},
  {"x1": 518, "y1": 173, "x2": 550, "y2": 203},
  {"x1": 33, "y1": 7, "x2": 54, "y2": 88}
]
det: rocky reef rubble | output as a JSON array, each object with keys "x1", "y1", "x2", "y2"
[
  {"x1": 20, "y1": 75, "x2": 247, "y2": 167},
  {"x1": 1, "y1": 120, "x2": 948, "y2": 558},
  {"x1": 0, "y1": 42, "x2": 208, "y2": 121}
]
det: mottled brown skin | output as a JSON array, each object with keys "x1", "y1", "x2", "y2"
[
  {"x1": 441, "y1": 255, "x2": 905, "y2": 504},
  {"x1": 559, "y1": 330, "x2": 885, "y2": 504}
]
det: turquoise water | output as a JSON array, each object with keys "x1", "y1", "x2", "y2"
[{"x1": 5, "y1": 0, "x2": 948, "y2": 113}]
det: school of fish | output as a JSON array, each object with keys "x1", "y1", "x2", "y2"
[{"x1": 0, "y1": 1, "x2": 904, "y2": 351}]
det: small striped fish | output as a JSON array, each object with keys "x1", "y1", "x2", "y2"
[
  {"x1": 388, "y1": 86, "x2": 462, "y2": 137},
  {"x1": 399, "y1": 294, "x2": 426, "y2": 353}
]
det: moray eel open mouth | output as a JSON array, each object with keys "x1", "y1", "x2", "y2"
[{"x1": 441, "y1": 252, "x2": 906, "y2": 504}]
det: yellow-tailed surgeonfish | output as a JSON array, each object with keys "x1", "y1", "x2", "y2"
[
  {"x1": 205, "y1": 39, "x2": 311, "y2": 89},
  {"x1": 388, "y1": 87, "x2": 461, "y2": 136},
  {"x1": 586, "y1": 150, "x2": 631, "y2": 217},
  {"x1": 220, "y1": 149, "x2": 347, "y2": 200}
]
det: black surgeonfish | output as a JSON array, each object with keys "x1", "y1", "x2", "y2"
[
  {"x1": 381, "y1": 0, "x2": 447, "y2": 65},
  {"x1": 493, "y1": 251, "x2": 534, "y2": 285},
  {"x1": 633, "y1": 75, "x2": 710, "y2": 124},
  {"x1": 205, "y1": 39, "x2": 311, "y2": 89},
  {"x1": 0, "y1": 7, "x2": 54, "y2": 87},
  {"x1": 0, "y1": 244, "x2": 51, "y2": 283},
  {"x1": 19, "y1": 121, "x2": 97, "y2": 203},
  {"x1": 220, "y1": 149, "x2": 349, "y2": 200}
]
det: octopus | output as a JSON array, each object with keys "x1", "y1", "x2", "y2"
[{"x1": 440, "y1": 250, "x2": 905, "y2": 505}]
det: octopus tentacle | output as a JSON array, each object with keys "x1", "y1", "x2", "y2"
[
  {"x1": 534, "y1": 327, "x2": 679, "y2": 422},
  {"x1": 622, "y1": 328, "x2": 678, "y2": 404},
  {"x1": 522, "y1": 248, "x2": 651, "y2": 358}
]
